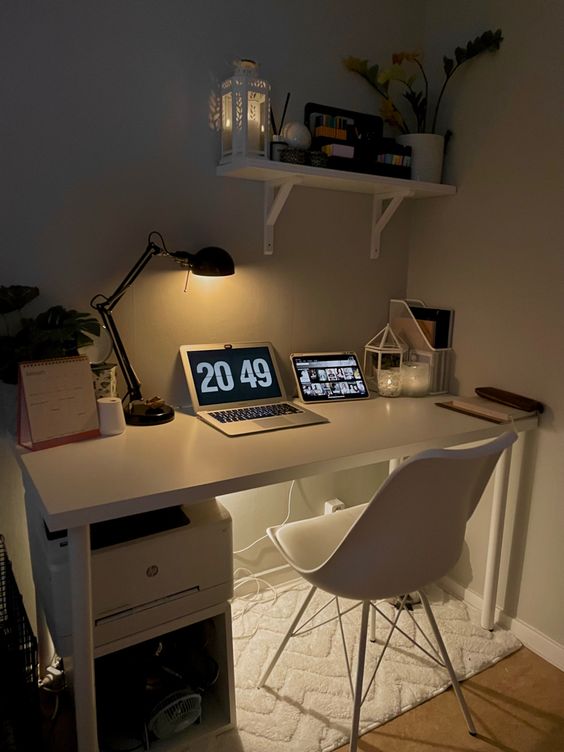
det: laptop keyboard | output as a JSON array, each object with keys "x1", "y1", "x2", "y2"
[{"x1": 209, "y1": 403, "x2": 302, "y2": 424}]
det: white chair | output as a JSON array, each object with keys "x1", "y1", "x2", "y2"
[{"x1": 258, "y1": 431, "x2": 517, "y2": 751}]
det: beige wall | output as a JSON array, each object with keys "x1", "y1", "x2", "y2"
[
  {"x1": 1, "y1": 1, "x2": 562, "y2": 657},
  {"x1": 409, "y1": 0, "x2": 564, "y2": 645},
  {"x1": 0, "y1": 1, "x2": 420, "y2": 626}
]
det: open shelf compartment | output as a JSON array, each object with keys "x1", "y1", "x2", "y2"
[{"x1": 94, "y1": 602, "x2": 235, "y2": 751}]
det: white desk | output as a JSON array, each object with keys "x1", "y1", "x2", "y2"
[{"x1": 20, "y1": 395, "x2": 537, "y2": 752}]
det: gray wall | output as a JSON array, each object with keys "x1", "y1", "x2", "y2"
[
  {"x1": 0, "y1": 1, "x2": 420, "y2": 626},
  {"x1": 1, "y1": 1, "x2": 562, "y2": 659},
  {"x1": 410, "y1": 0, "x2": 564, "y2": 647}
]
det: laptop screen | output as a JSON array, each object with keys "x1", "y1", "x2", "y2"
[{"x1": 184, "y1": 345, "x2": 283, "y2": 407}]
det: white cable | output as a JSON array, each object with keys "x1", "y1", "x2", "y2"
[
  {"x1": 232, "y1": 567, "x2": 280, "y2": 639},
  {"x1": 233, "y1": 479, "x2": 296, "y2": 555},
  {"x1": 231, "y1": 480, "x2": 299, "y2": 635}
]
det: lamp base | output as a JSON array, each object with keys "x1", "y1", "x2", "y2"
[{"x1": 125, "y1": 400, "x2": 175, "y2": 426}]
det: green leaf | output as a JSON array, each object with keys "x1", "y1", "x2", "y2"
[
  {"x1": 366, "y1": 64, "x2": 381, "y2": 88},
  {"x1": 343, "y1": 56, "x2": 368, "y2": 75},
  {"x1": 443, "y1": 56, "x2": 454, "y2": 77},
  {"x1": 454, "y1": 46, "x2": 466, "y2": 64},
  {"x1": 0, "y1": 285, "x2": 40, "y2": 314},
  {"x1": 453, "y1": 28, "x2": 504, "y2": 66},
  {"x1": 0, "y1": 305, "x2": 101, "y2": 382}
]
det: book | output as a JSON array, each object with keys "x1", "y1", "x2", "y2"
[
  {"x1": 436, "y1": 396, "x2": 537, "y2": 424},
  {"x1": 17, "y1": 356, "x2": 100, "y2": 450},
  {"x1": 321, "y1": 143, "x2": 354, "y2": 158},
  {"x1": 408, "y1": 305, "x2": 453, "y2": 348}
]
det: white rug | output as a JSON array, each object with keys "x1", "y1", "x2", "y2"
[{"x1": 197, "y1": 583, "x2": 521, "y2": 752}]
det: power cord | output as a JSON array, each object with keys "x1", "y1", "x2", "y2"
[
  {"x1": 39, "y1": 655, "x2": 66, "y2": 729},
  {"x1": 39, "y1": 655, "x2": 65, "y2": 693},
  {"x1": 233, "y1": 479, "x2": 296, "y2": 555},
  {"x1": 232, "y1": 480, "x2": 299, "y2": 634}
]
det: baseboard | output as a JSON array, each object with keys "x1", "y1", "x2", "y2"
[
  {"x1": 440, "y1": 576, "x2": 564, "y2": 671},
  {"x1": 233, "y1": 563, "x2": 296, "y2": 597}
]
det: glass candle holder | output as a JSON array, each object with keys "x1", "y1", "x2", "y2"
[
  {"x1": 377, "y1": 368, "x2": 401, "y2": 397},
  {"x1": 401, "y1": 361, "x2": 431, "y2": 397}
]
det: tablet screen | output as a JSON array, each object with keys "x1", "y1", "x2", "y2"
[{"x1": 290, "y1": 352, "x2": 369, "y2": 402}]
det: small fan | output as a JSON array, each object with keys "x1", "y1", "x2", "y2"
[{"x1": 147, "y1": 687, "x2": 202, "y2": 740}]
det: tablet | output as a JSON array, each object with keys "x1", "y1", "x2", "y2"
[{"x1": 290, "y1": 352, "x2": 370, "y2": 403}]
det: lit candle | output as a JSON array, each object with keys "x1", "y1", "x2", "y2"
[
  {"x1": 400, "y1": 362, "x2": 430, "y2": 396},
  {"x1": 377, "y1": 368, "x2": 401, "y2": 397}
]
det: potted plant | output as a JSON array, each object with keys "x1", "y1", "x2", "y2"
[
  {"x1": 0, "y1": 285, "x2": 100, "y2": 385},
  {"x1": 344, "y1": 29, "x2": 503, "y2": 182}
]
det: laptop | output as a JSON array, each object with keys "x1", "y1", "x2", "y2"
[
  {"x1": 290, "y1": 351, "x2": 370, "y2": 403},
  {"x1": 179, "y1": 342, "x2": 329, "y2": 436}
]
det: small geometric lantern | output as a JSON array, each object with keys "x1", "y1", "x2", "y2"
[
  {"x1": 364, "y1": 324, "x2": 406, "y2": 397},
  {"x1": 220, "y1": 59, "x2": 270, "y2": 163}
]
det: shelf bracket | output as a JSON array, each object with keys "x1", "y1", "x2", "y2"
[
  {"x1": 370, "y1": 191, "x2": 413, "y2": 259},
  {"x1": 264, "y1": 178, "x2": 301, "y2": 255}
]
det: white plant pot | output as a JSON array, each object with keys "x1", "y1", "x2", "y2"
[{"x1": 397, "y1": 133, "x2": 444, "y2": 183}]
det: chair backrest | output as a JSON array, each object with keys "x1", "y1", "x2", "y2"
[{"x1": 308, "y1": 431, "x2": 517, "y2": 601}]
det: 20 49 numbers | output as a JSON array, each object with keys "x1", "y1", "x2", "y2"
[{"x1": 197, "y1": 358, "x2": 272, "y2": 393}]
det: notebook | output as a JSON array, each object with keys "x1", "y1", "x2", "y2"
[
  {"x1": 179, "y1": 342, "x2": 329, "y2": 436},
  {"x1": 290, "y1": 351, "x2": 370, "y2": 403}
]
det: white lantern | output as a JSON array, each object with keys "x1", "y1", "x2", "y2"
[
  {"x1": 364, "y1": 324, "x2": 406, "y2": 397},
  {"x1": 220, "y1": 59, "x2": 270, "y2": 163}
]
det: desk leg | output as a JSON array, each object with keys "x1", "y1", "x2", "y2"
[
  {"x1": 481, "y1": 445, "x2": 513, "y2": 630},
  {"x1": 68, "y1": 525, "x2": 99, "y2": 752},
  {"x1": 370, "y1": 456, "x2": 404, "y2": 641}
]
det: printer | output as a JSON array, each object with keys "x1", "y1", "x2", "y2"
[{"x1": 25, "y1": 497, "x2": 233, "y2": 655}]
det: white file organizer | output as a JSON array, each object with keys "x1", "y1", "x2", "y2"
[{"x1": 388, "y1": 299, "x2": 452, "y2": 394}]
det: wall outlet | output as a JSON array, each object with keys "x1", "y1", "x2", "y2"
[{"x1": 324, "y1": 498, "x2": 345, "y2": 514}]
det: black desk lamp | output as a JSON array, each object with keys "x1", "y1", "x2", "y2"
[{"x1": 91, "y1": 230, "x2": 234, "y2": 426}]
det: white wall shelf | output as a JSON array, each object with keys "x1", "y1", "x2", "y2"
[{"x1": 217, "y1": 158, "x2": 456, "y2": 258}]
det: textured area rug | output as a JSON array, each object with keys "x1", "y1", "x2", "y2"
[{"x1": 197, "y1": 583, "x2": 521, "y2": 752}]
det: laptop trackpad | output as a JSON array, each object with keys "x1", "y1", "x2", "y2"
[{"x1": 253, "y1": 417, "x2": 294, "y2": 429}]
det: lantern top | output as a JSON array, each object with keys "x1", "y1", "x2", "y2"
[
  {"x1": 365, "y1": 324, "x2": 406, "y2": 353},
  {"x1": 234, "y1": 59, "x2": 259, "y2": 76}
]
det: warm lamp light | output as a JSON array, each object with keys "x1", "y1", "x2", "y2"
[{"x1": 91, "y1": 231, "x2": 234, "y2": 426}]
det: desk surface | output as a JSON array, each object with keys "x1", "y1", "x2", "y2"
[{"x1": 21, "y1": 395, "x2": 537, "y2": 531}]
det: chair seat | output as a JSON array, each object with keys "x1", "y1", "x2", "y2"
[{"x1": 271, "y1": 504, "x2": 367, "y2": 572}]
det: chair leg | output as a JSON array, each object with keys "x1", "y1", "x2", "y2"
[
  {"x1": 418, "y1": 591, "x2": 477, "y2": 736},
  {"x1": 257, "y1": 584, "x2": 317, "y2": 688},
  {"x1": 349, "y1": 600, "x2": 370, "y2": 752},
  {"x1": 369, "y1": 602, "x2": 376, "y2": 642}
]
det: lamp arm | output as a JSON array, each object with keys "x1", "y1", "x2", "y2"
[
  {"x1": 91, "y1": 238, "x2": 165, "y2": 404},
  {"x1": 103, "y1": 240, "x2": 164, "y2": 309},
  {"x1": 95, "y1": 304, "x2": 142, "y2": 403}
]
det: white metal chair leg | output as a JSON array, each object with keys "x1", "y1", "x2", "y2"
[
  {"x1": 258, "y1": 585, "x2": 317, "y2": 688},
  {"x1": 419, "y1": 591, "x2": 477, "y2": 735},
  {"x1": 369, "y1": 602, "x2": 376, "y2": 642},
  {"x1": 350, "y1": 600, "x2": 370, "y2": 752}
]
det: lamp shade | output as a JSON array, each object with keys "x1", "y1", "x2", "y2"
[
  {"x1": 190, "y1": 246, "x2": 235, "y2": 276},
  {"x1": 169, "y1": 246, "x2": 235, "y2": 276}
]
